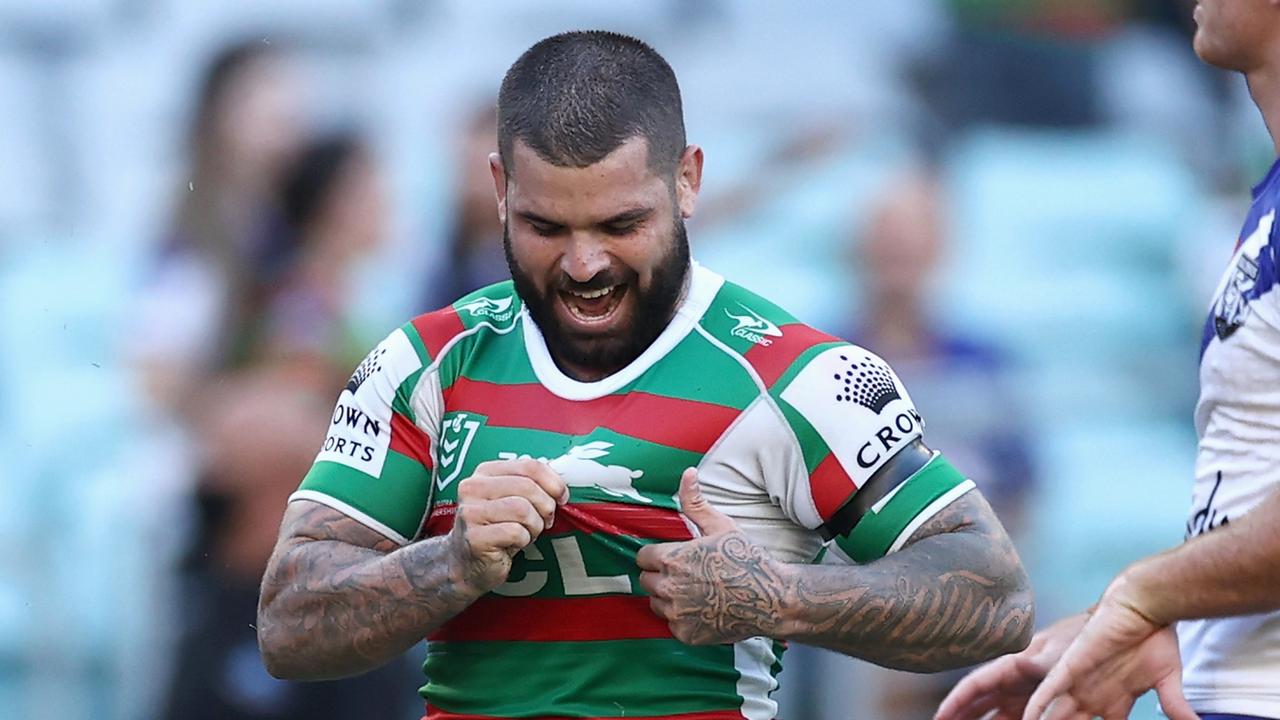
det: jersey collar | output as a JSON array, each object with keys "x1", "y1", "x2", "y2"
[{"x1": 521, "y1": 261, "x2": 723, "y2": 400}]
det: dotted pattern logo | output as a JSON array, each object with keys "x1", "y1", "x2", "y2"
[
  {"x1": 832, "y1": 353, "x2": 900, "y2": 413},
  {"x1": 345, "y1": 347, "x2": 387, "y2": 394}
]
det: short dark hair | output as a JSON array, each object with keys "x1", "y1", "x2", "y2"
[{"x1": 497, "y1": 31, "x2": 686, "y2": 176}]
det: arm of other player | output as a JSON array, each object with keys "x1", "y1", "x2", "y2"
[
  {"x1": 257, "y1": 458, "x2": 567, "y2": 680},
  {"x1": 637, "y1": 460, "x2": 1034, "y2": 672}
]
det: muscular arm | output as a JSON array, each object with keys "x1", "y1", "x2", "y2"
[
  {"x1": 778, "y1": 490, "x2": 1033, "y2": 671},
  {"x1": 641, "y1": 474, "x2": 1034, "y2": 673},
  {"x1": 256, "y1": 500, "x2": 482, "y2": 681},
  {"x1": 1114, "y1": 484, "x2": 1280, "y2": 625}
]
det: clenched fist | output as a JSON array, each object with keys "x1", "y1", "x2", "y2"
[{"x1": 446, "y1": 458, "x2": 569, "y2": 594}]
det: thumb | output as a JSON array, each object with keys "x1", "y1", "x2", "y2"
[
  {"x1": 677, "y1": 468, "x2": 736, "y2": 536},
  {"x1": 1153, "y1": 672, "x2": 1198, "y2": 720}
]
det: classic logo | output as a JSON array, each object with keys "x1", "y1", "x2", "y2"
[
  {"x1": 499, "y1": 441, "x2": 650, "y2": 504},
  {"x1": 458, "y1": 296, "x2": 515, "y2": 322},
  {"x1": 832, "y1": 352, "x2": 900, "y2": 413},
  {"x1": 725, "y1": 303, "x2": 783, "y2": 346},
  {"x1": 1213, "y1": 210, "x2": 1274, "y2": 340},
  {"x1": 435, "y1": 412, "x2": 483, "y2": 490},
  {"x1": 345, "y1": 347, "x2": 387, "y2": 394}
]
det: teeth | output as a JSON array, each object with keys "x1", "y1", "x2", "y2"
[{"x1": 569, "y1": 285, "x2": 615, "y2": 300}]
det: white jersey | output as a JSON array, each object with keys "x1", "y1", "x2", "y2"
[{"x1": 1180, "y1": 159, "x2": 1280, "y2": 718}]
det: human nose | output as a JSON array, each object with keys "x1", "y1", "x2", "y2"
[{"x1": 560, "y1": 232, "x2": 611, "y2": 283}]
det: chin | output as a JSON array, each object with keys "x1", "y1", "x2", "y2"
[{"x1": 1193, "y1": 31, "x2": 1250, "y2": 71}]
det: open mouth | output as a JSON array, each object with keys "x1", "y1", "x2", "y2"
[{"x1": 557, "y1": 283, "x2": 628, "y2": 328}]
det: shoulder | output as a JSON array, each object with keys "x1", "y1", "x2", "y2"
[
  {"x1": 403, "y1": 280, "x2": 523, "y2": 368},
  {"x1": 695, "y1": 276, "x2": 848, "y2": 389}
]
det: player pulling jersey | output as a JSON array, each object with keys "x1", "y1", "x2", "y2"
[
  {"x1": 1181, "y1": 159, "x2": 1280, "y2": 718},
  {"x1": 291, "y1": 263, "x2": 974, "y2": 719}
]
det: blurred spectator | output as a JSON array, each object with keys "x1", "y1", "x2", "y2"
[
  {"x1": 424, "y1": 103, "x2": 505, "y2": 310},
  {"x1": 842, "y1": 169, "x2": 1036, "y2": 719},
  {"x1": 131, "y1": 39, "x2": 304, "y2": 414},
  {"x1": 258, "y1": 132, "x2": 388, "y2": 386},
  {"x1": 159, "y1": 369, "x2": 420, "y2": 720}
]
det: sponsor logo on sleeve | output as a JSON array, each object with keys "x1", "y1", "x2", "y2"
[
  {"x1": 316, "y1": 329, "x2": 422, "y2": 477},
  {"x1": 780, "y1": 346, "x2": 923, "y2": 482},
  {"x1": 1212, "y1": 210, "x2": 1274, "y2": 341},
  {"x1": 725, "y1": 303, "x2": 784, "y2": 346},
  {"x1": 458, "y1": 296, "x2": 515, "y2": 323}
]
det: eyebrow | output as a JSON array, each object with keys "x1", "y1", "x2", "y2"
[{"x1": 514, "y1": 207, "x2": 654, "y2": 227}]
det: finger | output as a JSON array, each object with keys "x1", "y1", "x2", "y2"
[
  {"x1": 459, "y1": 474, "x2": 557, "y2": 523},
  {"x1": 637, "y1": 570, "x2": 664, "y2": 597},
  {"x1": 676, "y1": 468, "x2": 736, "y2": 536},
  {"x1": 936, "y1": 690, "x2": 1002, "y2": 720},
  {"x1": 636, "y1": 542, "x2": 673, "y2": 572},
  {"x1": 476, "y1": 458, "x2": 569, "y2": 505},
  {"x1": 936, "y1": 656, "x2": 1022, "y2": 720},
  {"x1": 1039, "y1": 694, "x2": 1081, "y2": 720},
  {"x1": 465, "y1": 496, "x2": 547, "y2": 539},
  {"x1": 1153, "y1": 673, "x2": 1198, "y2": 720},
  {"x1": 1022, "y1": 668, "x2": 1069, "y2": 720},
  {"x1": 467, "y1": 521, "x2": 533, "y2": 553},
  {"x1": 648, "y1": 595, "x2": 673, "y2": 620}
]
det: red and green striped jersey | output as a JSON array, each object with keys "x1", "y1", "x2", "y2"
[{"x1": 292, "y1": 263, "x2": 973, "y2": 719}]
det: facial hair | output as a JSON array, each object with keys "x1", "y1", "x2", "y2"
[{"x1": 505, "y1": 215, "x2": 690, "y2": 375}]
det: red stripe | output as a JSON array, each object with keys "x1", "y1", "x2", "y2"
[
  {"x1": 389, "y1": 411, "x2": 433, "y2": 468},
  {"x1": 743, "y1": 322, "x2": 842, "y2": 387},
  {"x1": 424, "y1": 501, "x2": 694, "y2": 541},
  {"x1": 411, "y1": 307, "x2": 467, "y2": 360},
  {"x1": 426, "y1": 709, "x2": 744, "y2": 720},
  {"x1": 809, "y1": 452, "x2": 858, "y2": 521},
  {"x1": 430, "y1": 594, "x2": 673, "y2": 642},
  {"x1": 444, "y1": 378, "x2": 740, "y2": 454}
]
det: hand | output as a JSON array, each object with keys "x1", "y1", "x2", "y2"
[
  {"x1": 447, "y1": 458, "x2": 568, "y2": 594},
  {"x1": 1021, "y1": 591, "x2": 1196, "y2": 720},
  {"x1": 936, "y1": 612, "x2": 1089, "y2": 720},
  {"x1": 636, "y1": 468, "x2": 790, "y2": 645}
]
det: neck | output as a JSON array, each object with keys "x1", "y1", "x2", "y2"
[{"x1": 1248, "y1": 59, "x2": 1280, "y2": 157}]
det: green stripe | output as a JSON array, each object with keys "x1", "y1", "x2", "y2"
[
  {"x1": 393, "y1": 367, "x2": 425, "y2": 422},
  {"x1": 773, "y1": 397, "x2": 829, "y2": 474},
  {"x1": 452, "y1": 328, "x2": 538, "y2": 386},
  {"x1": 836, "y1": 455, "x2": 968, "y2": 563},
  {"x1": 401, "y1": 320, "x2": 431, "y2": 365},
  {"x1": 298, "y1": 450, "x2": 430, "y2": 540},
  {"x1": 421, "y1": 639, "x2": 742, "y2": 716},
  {"x1": 637, "y1": 331, "x2": 760, "y2": 409},
  {"x1": 433, "y1": 424, "x2": 698, "y2": 510}
]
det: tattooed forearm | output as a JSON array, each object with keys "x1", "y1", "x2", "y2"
[
  {"x1": 648, "y1": 490, "x2": 1032, "y2": 671},
  {"x1": 256, "y1": 500, "x2": 481, "y2": 681},
  {"x1": 782, "y1": 491, "x2": 1034, "y2": 672}
]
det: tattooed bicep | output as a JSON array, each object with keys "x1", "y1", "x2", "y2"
[
  {"x1": 903, "y1": 488, "x2": 1007, "y2": 547},
  {"x1": 278, "y1": 499, "x2": 400, "y2": 553}
]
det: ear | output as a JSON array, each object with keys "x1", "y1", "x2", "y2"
[
  {"x1": 489, "y1": 152, "x2": 508, "y2": 225},
  {"x1": 674, "y1": 145, "x2": 704, "y2": 219}
]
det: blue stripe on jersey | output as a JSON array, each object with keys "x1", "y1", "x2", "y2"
[{"x1": 1201, "y1": 158, "x2": 1280, "y2": 360}]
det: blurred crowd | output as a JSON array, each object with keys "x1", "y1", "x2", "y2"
[{"x1": 0, "y1": 1, "x2": 1264, "y2": 719}]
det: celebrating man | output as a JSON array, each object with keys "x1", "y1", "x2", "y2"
[{"x1": 257, "y1": 31, "x2": 1033, "y2": 719}]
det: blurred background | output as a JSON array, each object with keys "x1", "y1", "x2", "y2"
[{"x1": 0, "y1": 0, "x2": 1267, "y2": 718}]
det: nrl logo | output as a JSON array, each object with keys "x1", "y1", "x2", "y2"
[
  {"x1": 435, "y1": 412, "x2": 483, "y2": 491},
  {"x1": 458, "y1": 296, "x2": 515, "y2": 322},
  {"x1": 725, "y1": 303, "x2": 783, "y2": 347}
]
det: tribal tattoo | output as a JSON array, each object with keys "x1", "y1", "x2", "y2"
[
  {"x1": 256, "y1": 500, "x2": 480, "y2": 680},
  {"x1": 648, "y1": 491, "x2": 1033, "y2": 672}
]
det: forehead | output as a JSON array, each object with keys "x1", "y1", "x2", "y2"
[{"x1": 506, "y1": 137, "x2": 667, "y2": 220}]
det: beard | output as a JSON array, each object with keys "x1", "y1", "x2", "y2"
[{"x1": 505, "y1": 215, "x2": 690, "y2": 375}]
